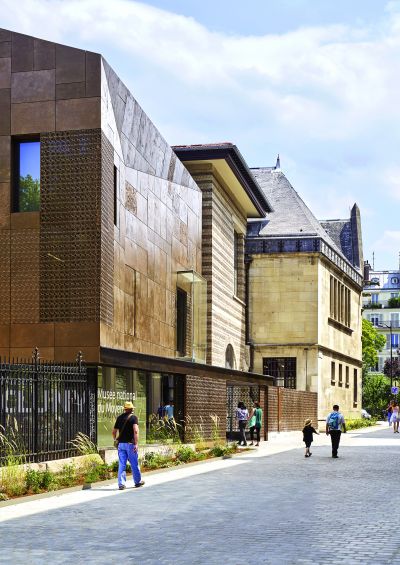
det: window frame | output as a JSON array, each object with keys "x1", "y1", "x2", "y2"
[{"x1": 12, "y1": 136, "x2": 41, "y2": 213}]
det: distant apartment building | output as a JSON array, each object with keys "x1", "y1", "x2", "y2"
[
  {"x1": 246, "y1": 161, "x2": 364, "y2": 420},
  {"x1": 362, "y1": 264, "x2": 400, "y2": 372}
]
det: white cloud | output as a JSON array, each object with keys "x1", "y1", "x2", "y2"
[
  {"x1": 1, "y1": 0, "x2": 399, "y2": 267},
  {"x1": 2, "y1": 0, "x2": 400, "y2": 143},
  {"x1": 383, "y1": 167, "x2": 400, "y2": 200}
]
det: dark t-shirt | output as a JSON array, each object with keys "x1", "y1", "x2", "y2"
[
  {"x1": 114, "y1": 413, "x2": 138, "y2": 443},
  {"x1": 302, "y1": 425, "x2": 317, "y2": 442}
]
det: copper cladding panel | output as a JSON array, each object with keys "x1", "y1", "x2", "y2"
[{"x1": 39, "y1": 128, "x2": 110, "y2": 323}]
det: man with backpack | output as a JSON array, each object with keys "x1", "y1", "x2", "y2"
[{"x1": 326, "y1": 404, "x2": 346, "y2": 458}]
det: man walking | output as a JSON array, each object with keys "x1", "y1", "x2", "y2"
[
  {"x1": 326, "y1": 404, "x2": 346, "y2": 458},
  {"x1": 112, "y1": 401, "x2": 145, "y2": 490}
]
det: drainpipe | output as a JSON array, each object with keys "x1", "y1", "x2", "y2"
[{"x1": 244, "y1": 254, "x2": 254, "y2": 372}]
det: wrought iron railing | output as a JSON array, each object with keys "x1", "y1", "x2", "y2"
[{"x1": 0, "y1": 349, "x2": 96, "y2": 464}]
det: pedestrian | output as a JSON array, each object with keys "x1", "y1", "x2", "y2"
[
  {"x1": 302, "y1": 418, "x2": 319, "y2": 458},
  {"x1": 164, "y1": 400, "x2": 175, "y2": 431},
  {"x1": 112, "y1": 401, "x2": 145, "y2": 490},
  {"x1": 248, "y1": 401, "x2": 263, "y2": 446},
  {"x1": 157, "y1": 401, "x2": 165, "y2": 421},
  {"x1": 391, "y1": 400, "x2": 400, "y2": 433},
  {"x1": 236, "y1": 401, "x2": 249, "y2": 446},
  {"x1": 326, "y1": 404, "x2": 346, "y2": 458},
  {"x1": 387, "y1": 400, "x2": 394, "y2": 427}
]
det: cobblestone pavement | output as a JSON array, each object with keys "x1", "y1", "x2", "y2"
[{"x1": 1, "y1": 426, "x2": 400, "y2": 565}]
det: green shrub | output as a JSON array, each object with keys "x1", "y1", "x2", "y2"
[
  {"x1": 57, "y1": 463, "x2": 77, "y2": 487},
  {"x1": 26, "y1": 469, "x2": 57, "y2": 493},
  {"x1": 346, "y1": 418, "x2": 377, "y2": 431},
  {"x1": 142, "y1": 451, "x2": 175, "y2": 469},
  {"x1": 175, "y1": 446, "x2": 196, "y2": 463}
]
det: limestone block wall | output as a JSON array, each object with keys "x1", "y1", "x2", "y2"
[
  {"x1": 318, "y1": 259, "x2": 362, "y2": 360},
  {"x1": 186, "y1": 164, "x2": 247, "y2": 370},
  {"x1": 99, "y1": 59, "x2": 202, "y2": 359},
  {"x1": 249, "y1": 254, "x2": 319, "y2": 347}
]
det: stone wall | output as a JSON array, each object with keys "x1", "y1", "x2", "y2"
[
  {"x1": 184, "y1": 163, "x2": 247, "y2": 370},
  {"x1": 99, "y1": 59, "x2": 202, "y2": 360}
]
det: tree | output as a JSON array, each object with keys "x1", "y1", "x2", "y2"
[
  {"x1": 383, "y1": 358, "x2": 400, "y2": 381},
  {"x1": 361, "y1": 318, "x2": 386, "y2": 379},
  {"x1": 19, "y1": 174, "x2": 40, "y2": 212},
  {"x1": 362, "y1": 373, "x2": 391, "y2": 417}
]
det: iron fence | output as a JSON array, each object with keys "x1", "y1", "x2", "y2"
[{"x1": 0, "y1": 349, "x2": 97, "y2": 464}]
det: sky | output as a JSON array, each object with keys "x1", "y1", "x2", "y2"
[{"x1": 2, "y1": 0, "x2": 400, "y2": 270}]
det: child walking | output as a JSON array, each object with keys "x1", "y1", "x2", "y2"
[{"x1": 302, "y1": 418, "x2": 319, "y2": 458}]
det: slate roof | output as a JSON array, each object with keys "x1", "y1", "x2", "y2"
[
  {"x1": 248, "y1": 167, "x2": 362, "y2": 271},
  {"x1": 250, "y1": 167, "x2": 342, "y2": 245},
  {"x1": 320, "y1": 219, "x2": 354, "y2": 264}
]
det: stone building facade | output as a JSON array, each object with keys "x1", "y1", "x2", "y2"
[
  {"x1": 173, "y1": 144, "x2": 271, "y2": 371},
  {"x1": 247, "y1": 164, "x2": 364, "y2": 421}
]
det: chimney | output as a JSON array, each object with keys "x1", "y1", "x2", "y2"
[{"x1": 363, "y1": 260, "x2": 371, "y2": 285}]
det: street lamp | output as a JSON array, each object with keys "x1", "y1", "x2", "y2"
[{"x1": 378, "y1": 322, "x2": 394, "y2": 387}]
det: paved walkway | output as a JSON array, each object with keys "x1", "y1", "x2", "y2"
[{"x1": 1, "y1": 424, "x2": 399, "y2": 564}]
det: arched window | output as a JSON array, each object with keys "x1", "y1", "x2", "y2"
[{"x1": 225, "y1": 344, "x2": 236, "y2": 370}]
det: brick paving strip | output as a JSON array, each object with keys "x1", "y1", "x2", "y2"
[{"x1": 1, "y1": 423, "x2": 399, "y2": 565}]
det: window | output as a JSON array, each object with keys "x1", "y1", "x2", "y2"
[
  {"x1": 13, "y1": 139, "x2": 40, "y2": 212},
  {"x1": 387, "y1": 335, "x2": 391, "y2": 350},
  {"x1": 345, "y1": 366, "x2": 349, "y2": 388},
  {"x1": 392, "y1": 334, "x2": 399, "y2": 348},
  {"x1": 331, "y1": 361, "x2": 335, "y2": 386},
  {"x1": 113, "y1": 166, "x2": 118, "y2": 226},
  {"x1": 263, "y1": 358, "x2": 296, "y2": 389},
  {"x1": 353, "y1": 369, "x2": 358, "y2": 407},
  {"x1": 233, "y1": 231, "x2": 239, "y2": 296},
  {"x1": 371, "y1": 314, "x2": 382, "y2": 327},
  {"x1": 176, "y1": 288, "x2": 187, "y2": 357},
  {"x1": 338, "y1": 364, "x2": 343, "y2": 387},
  {"x1": 391, "y1": 313, "x2": 399, "y2": 328},
  {"x1": 371, "y1": 293, "x2": 378, "y2": 304},
  {"x1": 329, "y1": 276, "x2": 351, "y2": 327}
]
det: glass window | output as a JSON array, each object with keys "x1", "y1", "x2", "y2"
[
  {"x1": 176, "y1": 288, "x2": 187, "y2": 357},
  {"x1": 263, "y1": 357, "x2": 296, "y2": 389},
  {"x1": 13, "y1": 140, "x2": 40, "y2": 212}
]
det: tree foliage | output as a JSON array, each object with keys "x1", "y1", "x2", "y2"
[
  {"x1": 19, "y1": 174, "x2": 40, "y2": 212},
  {"x1": 362, "y1": 318, "x2": 386, "y2": 377},
  {"x1": 383, "y1": 358, "x2": 400, "y2": 379},
  {"x1": 362, "y1": 373, "x2": 391, "y2": 417}
]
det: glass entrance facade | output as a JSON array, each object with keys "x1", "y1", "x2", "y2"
[{"x1": 97, "y1": 367, "x2": 185, "y2": 448}]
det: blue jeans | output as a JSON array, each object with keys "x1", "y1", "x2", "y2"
[{"x1": 118, "y1": 443, "x2": 141, "y2": 486}]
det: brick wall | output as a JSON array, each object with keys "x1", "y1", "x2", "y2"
[
  {"x1": 268, "y1": 386, "x2": 318, "y2": 432},
  {"x1": 185, "y1": 374, "x2": 227, "y2": 441}
]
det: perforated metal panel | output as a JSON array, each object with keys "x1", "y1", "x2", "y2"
[{"x1": 40, "y1": 129, "x2": 113, "y2": 323}]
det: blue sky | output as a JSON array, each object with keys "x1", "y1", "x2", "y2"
[{"x1": 2, "y1": 0, "x2": 400, "y2": 270}]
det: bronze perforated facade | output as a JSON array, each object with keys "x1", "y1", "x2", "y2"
[{"x1": 40, "y1": 129, "x2": 105, "y2": 323}]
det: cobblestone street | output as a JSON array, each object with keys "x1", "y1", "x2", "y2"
[{"x1": 1, "y1": 426, "x2": 399, "y2": 565}]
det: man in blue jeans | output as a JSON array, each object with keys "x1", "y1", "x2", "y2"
[{"x1": 112, "y1": 401, "x2": 145, "y2": 490}]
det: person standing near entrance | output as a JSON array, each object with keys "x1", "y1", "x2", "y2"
[
  {"x1": 164, "y1": 400, "x2": 175, "y2": 430},
  {"x1": 249, "y1": 401, "x2": 263, "y2": 446},
  {"x1": 112, "y1": 401, "x2": 145, "y2": 490},
  {"x1": 236, "y1": 402, "x2": 249, "y2": 446},
  {"x1": 326, "y1": 404, "x2": 346, "y2": 458}
]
